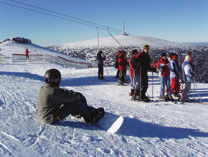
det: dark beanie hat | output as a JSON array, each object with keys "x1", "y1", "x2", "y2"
[{"x1": 161, "y1": 53, "x2": 167, "y2": 57}]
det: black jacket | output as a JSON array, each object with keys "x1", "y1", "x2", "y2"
[{"x1": 96, "y1": 53, "x2": 106, "y2": 65}]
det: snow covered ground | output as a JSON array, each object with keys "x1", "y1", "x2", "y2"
[
  {"x1": 0, "y1": 62, "x2": 208, "y2": 157},
  {"x1": 0, "y1": 41, "x2": 208, "y2": 156}
]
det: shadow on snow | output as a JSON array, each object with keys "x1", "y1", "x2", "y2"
[
  {"x1": 116, "y1": 116, "x2": 208, "y2": 139},
  {"x1": 55, "y1": 114, "x2": 208, "y2": 139},
  {"x1": 61, "y1": 75, "x2": 118, "y2": 86},
  {"x1": 0, "y1": 71, "x2": 43, "y2": 81}
]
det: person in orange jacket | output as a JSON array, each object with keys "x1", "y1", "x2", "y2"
[{"x1": 157, "y1": 53, "x2": 173, "y2": 101}]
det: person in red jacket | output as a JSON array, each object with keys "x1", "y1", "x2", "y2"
[
  {"x1": 157, "y1": 53, "x2": 173, "y2": 101},
  {"x1": 25, "y1": 48, "x2": 29, "y2": 61},
  {"x1": 117, "y1": 50, "x2": 127, "y2": 85},
  {"x1": 129, "y1": 49, "x2": 138, "y2": 96}
]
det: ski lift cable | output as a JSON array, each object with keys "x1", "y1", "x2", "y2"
[
  {"x1": 108, "y1": 31, "x2": 123, "y2": 47},
  {"x1": 9, "y1": 0, "x2": 123, "y2": 34},
  {"x1": 0, "y1": 1, "x2": 99, "y2": 28},
  {"x1": 2, "y1": 0, "x2": 132, "y2": 50}
]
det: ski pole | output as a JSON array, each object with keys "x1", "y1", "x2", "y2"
[
  {"x1": 152, "y1": 60, "x2": 156, "y2": 100},
  {"x1": 140, "y1": 66, "x2": 142, "y2": 100}
]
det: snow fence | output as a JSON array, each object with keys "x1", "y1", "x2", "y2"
[
  {"x1": 12, "y1": 54, "x2": 92, "y2": 68},
  {"x1": 0, "y1": 54, "x2": 7, "y2": 62}
]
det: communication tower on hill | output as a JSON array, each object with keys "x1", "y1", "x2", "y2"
[{"x1": 121, "y1": 20, "x2": 128, "y2": 36}]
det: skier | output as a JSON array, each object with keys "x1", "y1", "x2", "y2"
[
  {"x1": 37, "y1": 69, "x2": 105, "y2": 125},
  {"x1": 129, "y1": 49, "x2": 138, "y2": 96},
  {"x1": 132, "y1": 45, "x2": 156, "y2": 102},
  {"x1": 96, "y1": 50, "x2": 106, "y2": 79},
  {"x1": 25, "y1": 48, "x2": 29, "y2": 61},
  {"x1": 157, "y1": 53, "x2": 173, "y2": 101},
  {"x1": 181, "y1": 56, "x2": 193, "y2": 102},
  {"x1": 169, "y1": 54, "x2": 181, "y2": 99},
  {"x1": 117, "y1": 50, "x2": 127, "y2": 85}
]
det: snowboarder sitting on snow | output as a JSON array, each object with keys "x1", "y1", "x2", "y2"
[
  {"x1": 132, "y1": 45, "x2": 156, "y2": 102},
  {"x1": 37, "y1": 69, "x2": 105, "y2": 125},
  {"x1": 96, "y1": 50, "x2": 106, "y2": 79},
  {"x1": 157, "y1": 53, "x2": 173, "y2": 101}
]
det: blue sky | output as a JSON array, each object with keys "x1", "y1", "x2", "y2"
[{"x1": 0, "y1": 0, "x2": 207, "y2": 46}]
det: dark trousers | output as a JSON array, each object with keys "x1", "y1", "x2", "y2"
[
  {"x1": 98, "y1": 64, "x2": 104, "y2": 78},
  {"x1": 58, "y1": 99, "x2": 88, "y2": 120},
  {"x1": 135, "y1": 74, "x2": 148, "y2": 97}
]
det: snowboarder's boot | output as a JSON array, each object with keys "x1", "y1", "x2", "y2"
[
  {"x1": 83, "y1": 106, "x2": 95, "y2": 123},
  {"x1": 83, "y1": 106, "x2": 105, "y2": 125},
  {"x1": 92, "y1": 107, "x2": 105, "y2": 125}
]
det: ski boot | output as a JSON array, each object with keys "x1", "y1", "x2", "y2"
[
  {"x1": 160, "y1": 95, "x2": 165, "y2": 100},
  {"x1": 169, "y1": 96, "x2": 173, "y2": 101},
  {"x1": 141, "y1": 95, "x2": 151, "y2": 102},
  {"x1": 129, "y1": 89, "x2": 135, "y2": 96},
  {"x1": 164, "y1": 95, "x2": 169, "y2": 101},
  {"x1": 131, "y1": 93, "x2": 140, "y2": 101}
]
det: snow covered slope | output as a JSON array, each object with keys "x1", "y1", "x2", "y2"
[
  {"x1": 55, "y1": 34, "x2": 191, "y2": 49},
  {"x1": 0, "y1": 61, "x2": 208, "y2": 156},
  {"x1": 0, "y1": 41, "x2": 91, "y2": 65},
  {"x1": 0, "y1": 40, "x2": 207, "y2": 156}
]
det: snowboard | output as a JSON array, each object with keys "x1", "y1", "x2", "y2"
[{"x1": 95, "y1": 112, "x2": 124, "y2": 134}]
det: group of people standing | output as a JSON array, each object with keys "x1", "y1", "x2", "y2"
[
  {"x1": 156, "y1": 51, "x2": 193, "y2": 102},
  {"x1": 98, "y1": 44, "x2": 194, "y2": 103}
]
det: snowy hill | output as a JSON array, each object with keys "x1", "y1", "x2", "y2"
[
  {"x1": 0, "y1": 40, "x2": 91, "y2": 66},
  {"x1": 54, "y1": 34, "x2": 191, "y2": 49},
  {"x1": 0, "y1": 61, "x2": 208, "y2": 156}
]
